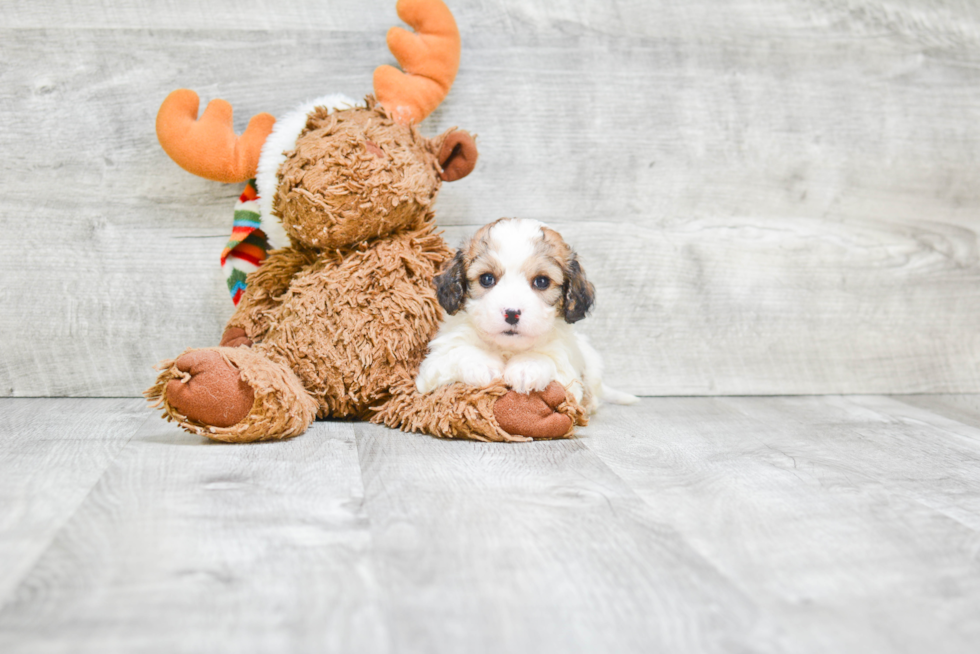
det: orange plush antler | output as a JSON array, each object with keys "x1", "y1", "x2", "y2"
[
  {"x1": 155, "y1": 89, "x2": 276, "y2": 183},
  {"x1": 373, "y1": 0, "x2": 461, "y2": 125}
]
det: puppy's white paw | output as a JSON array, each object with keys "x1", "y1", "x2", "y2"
[
  {"x1": 460, "y1": 360, "x2": 504, "y2": 387},
  {"x1": 415, "y1": 362, "x2": 444, "y2": 394},
  {"x1": 416, "y1": 346, "x2": 505, "y2": 393},
  {"x1": 504, "y1": 357, "x2": 557, "y2": 394}
]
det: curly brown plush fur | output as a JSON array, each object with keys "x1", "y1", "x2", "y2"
[
  {"x1": 236, "y1": 224, "x2": 449, "y2": 419},
  {"x1": 147, "y1": 101, "x2": 587, "y2": 442},
  {"x1": 276, "y1": 102, "x2": 443, "y2": 249}
]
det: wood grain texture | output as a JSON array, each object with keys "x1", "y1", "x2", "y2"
[
  {"x1": 2, "y1": 0, "x2": 980, "y2": 396},
  {"x1": 352, "y1": 421, "x2": 779, "y2": 654},
  {"x1": 0, "y1": 417, "x2": 384, "y2": 654},
  {"x1": 0, "y1": 399, "x2": 146, "y2": 601},
  {"x1": 893, "y1": 393, "x2": 980, "y2": 430},
  {"x1": 4, "y1": 397, "x2": 980, "y2": 652},
  {"x1": 581, "y1": 396, "x2": 980, "y2": 653}
]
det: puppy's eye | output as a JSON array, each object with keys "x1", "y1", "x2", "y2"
[
  {"x1": 479, "y1": 273, "x2": 496, "y2": 288},
  {"x1": 532, "y1": 275, "x2": 550, "y2": 290}
]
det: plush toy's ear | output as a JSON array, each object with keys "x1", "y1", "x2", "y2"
[
  {"x1": 562, "y1": 254, "x2": 595, "y2": 323},
  {"x1": 437, "y1": 130, "x2": 478, "y2": 181},
  {"x1": 434, "y1": 250, "x2": 468, "y2": 314}
]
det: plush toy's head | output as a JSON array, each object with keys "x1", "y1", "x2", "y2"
[
  {"x1": 263, "y1": 96, "x2": 475, "y2": 250},
  {"x1": 155, "y1": 0, "x2": 477, "y2": 254}
]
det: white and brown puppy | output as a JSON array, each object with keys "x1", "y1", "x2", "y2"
[{"x1": 416, "y1": 218, "x2": 636, "y2": 410}]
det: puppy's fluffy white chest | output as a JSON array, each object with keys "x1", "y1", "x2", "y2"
[{"x1": 416, "y1": 314, "x2": 597, "y2": 404}]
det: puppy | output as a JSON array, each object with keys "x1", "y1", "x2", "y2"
[{"x1": 416, "y1": 218, "x2": 637, "y2": 411}]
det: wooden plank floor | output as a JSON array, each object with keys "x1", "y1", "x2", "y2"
[{"x1": 1, "y1": 396, "x2": 979, "y2": 653}]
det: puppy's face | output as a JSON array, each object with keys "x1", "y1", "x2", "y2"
[{"x1": 435, "y1": 218, "x2": 595, "y2": 352}]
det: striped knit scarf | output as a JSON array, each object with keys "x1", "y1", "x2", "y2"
[{"x1": 221, "y1": 180, "x2": 270, "y2": 305}]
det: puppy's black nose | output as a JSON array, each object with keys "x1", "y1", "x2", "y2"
[{"x1": 504, "y1": 309, "x2": 521, "y2": 325}]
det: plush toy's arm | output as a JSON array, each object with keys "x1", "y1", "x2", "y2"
[
  {"x1": 372, "y1": 370, "x2": 588, "y2": 442},
  {"x1": 224, "y1": 246, "x2": 316, "y2": 344}
]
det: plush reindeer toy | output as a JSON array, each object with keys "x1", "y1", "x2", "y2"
[{"x1": 146, "y1": 0, "x2": 587, "y2": 442}]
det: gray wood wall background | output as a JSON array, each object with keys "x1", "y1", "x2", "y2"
[{"x1": 2, "y1": 0, "x2": 980, "y2": 398}]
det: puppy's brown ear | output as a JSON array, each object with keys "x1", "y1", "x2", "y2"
[
  {"x1": 562, "y1": 254, "x2": 595, "y2": 323},
  {"x1": 434, "y1": 250, "x2": 468, "y2": 315}
]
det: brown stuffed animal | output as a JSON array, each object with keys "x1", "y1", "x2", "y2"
[{"x1": 146, "y1": 0, "x2": 587, "y2": 443}]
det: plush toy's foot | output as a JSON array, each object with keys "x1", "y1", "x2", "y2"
[
  {"x1": 145, "y1": 347, "x2": 318, "y2": 443},
  {"x1": 373, "y1": 376, "x2": 587, "y2": 442},
  {"x1": 494, "y1": 381, "x2": 586, "y2": 440},
  {"x1": 163, "y1": 350, "x2": 254, "y2": 428}
]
